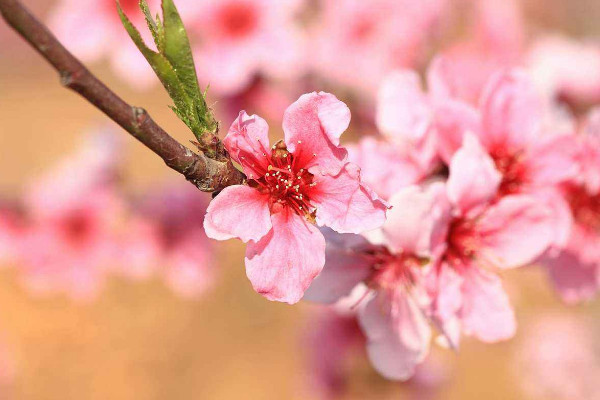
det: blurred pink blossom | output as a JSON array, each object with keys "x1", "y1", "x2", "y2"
[
  {"x1": 0, "y1": 204, "x2": 23, "y2": 265},
  {"x1": 515, "y1": 313, "x2": 600, "y2": 400},
  {"x1": 48, "y1": 0, "x2": 160, "y2": 89},
  {"x1": 305, "y1": 185, "x2": 444, "y2": 380},
  {"x1": 186, "y1": 0, "x2": 307, "y2": 96},
  {"x1": 429, "y1": 0, "x2": 524, "y2": 104},
  {"x1": 528, "y1": 36, "x2": 600, "y2": 106},
  {"x1": 543, "y1": 109, "x2": 600, "y2": 303},
  {"x1": 347, "y1": 136, "x2": 435, "y2": 201},
  {"x1": 303, "y1": 310, "x2": 364, "y2": 399},
  {"x1": 429, "y1": 133, "x2": 555, "y2": 347},
  {"x1": 204, "y1": 92, "x2": 388, "y2": 304},
  {"x1": 303, "y1": 308, "x2": 451, "y2": 397},
  {"x1": 18, "y1": 131, "x2": 124, "y2": 301},
  {"x1": 137, "y1": 183, "x2": 216, "y2": 299},
  {"x1": 433, "y1": 70, "x2": 578, "y2": 251},
  {"x1": 312, "y1": 0, "x2": 447, "y2": 95}
]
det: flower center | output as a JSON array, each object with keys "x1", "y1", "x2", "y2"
[
  {"x1": 349, "y1": 19, "x2": 376, "y2": 42},
  {"x1": 490, "y1": 147, "x2": 527, "y2": 196},
  {"x1": 364, "y1": 246, "x2": 428, "y2": 290},
  {"x1": 60, "y1": 210, "x2": 94, "y2": 245},
  {"x1": 566, "y1": 184, "x2": 600, "y2": 233},
  {"x1": 217, "y1": 2, "x2": 259, "y2": 39},
  {"x1": 444, "y1": 217, "x2": 480, "y2": 268},
  {"x1": 248, "y1": 142, "x2": 315, "y2": 217}
]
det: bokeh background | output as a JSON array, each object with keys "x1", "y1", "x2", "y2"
[{"x1": 1, "y1": 0, "x2": 600, "y2": 399}]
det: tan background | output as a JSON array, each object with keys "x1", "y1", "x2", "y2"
[{"x1": 1, "y1": 0, "x2": 600, "y2": 399}]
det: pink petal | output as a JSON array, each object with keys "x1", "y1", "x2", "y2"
[
  {"x1": 525, "y1": 134, "x2": 578, "y2": 186},
  {"x1": 376, "y1": 71, "x2": 432, "y2": 143},
  {"x1": 348, "y1": 137, "x2": 431, "y2": 200},
  {"x1": 430, "y1": 263, "x2": 463, "y2": 349},
  {"x1": 48, "y1": 2, "x2": 111, "y2": 63},
  {"x1": 430, "y1": 263, "x2": 463, "y2": 322},
  {"x1": 460, "y1": 267, "x2": 516, "y2": 342},
  {"x1": 303, "y1": 229, "x2": 372, "y2": 303},
  {"x1": 480, "y1": 71, "x2": 543, "y2": 150},
  {"x1": 309, "y1": 163, "x2": 388, "y2": 234},
  {"x1": 283, "y1": 92, "x2": 350, "y2": 175},
  {"x1": 529, "y1": 188, "x2": 573, "y2": 250},
  {"x1": 433, "y1": 100, "x2": 481, "y2": 164},
  {"x1": 204, "y1": 185, "x2": 271, "y2": 243},
  {"x1": 223, "y1": 112, "x2": 272, "y2": 179},
  {"x1": 382, "y1": 185, "x2": 437, "y2": 255},
  {"x1": 245, "y1": 210, "x2": 326, "y2": 304},
  {"x1": 544, "y1": 251, "x2": 599, "y2": 304},
  {"x1": 569, "y1": 224, "x2": 600, "y2": 266},
  {"x1": 195, "y1": 44, "x2": 257, "y2": 96},
  {"x1": 477, "y1": 195, "x2": 554, "y2": 268},
  {"x1": 447, "y1": 134, "x2": 501, "y2": 215},
  {"x1": 359, "y1": 291, "x2": 432, "y2": 381}
]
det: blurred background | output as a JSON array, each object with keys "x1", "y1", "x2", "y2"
[{"x1": 1, "y1": 0, "x2": 600, "y2": 399}]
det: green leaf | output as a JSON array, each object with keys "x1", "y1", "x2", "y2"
[
  {"x1": 117, "y1": 2, "x2": 191, "y2": 119},
  {"x1": 117, "y1": 0, "x2": 219, "y2": 144},
  {"x1": 139, "y1": 0, "x2": 163, "y2": 52},
  {"x1": 161, "y1": 0, "x2": 203, "y2": 110}
]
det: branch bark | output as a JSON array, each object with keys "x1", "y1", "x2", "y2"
[{"x1": 0, "y1": 0, "x2": 245, "y2": 192}]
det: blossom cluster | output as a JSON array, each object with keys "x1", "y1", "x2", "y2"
[
  {"x1": 0, "y1": 130, "x2": 216, "y2": 301},
  {"x1": 47, "y1": 0, "x2": 600, "y2": 107},
  {"x1": 299, "y1": 66, "x2": 600, "y2": 380},
  {"x1": 13, "y1": 0, "x2": 600, "y2": 386}
]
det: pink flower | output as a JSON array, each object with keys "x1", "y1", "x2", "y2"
[
  {"x1": 312, "y1": 0, "x2": 447, "y2": 95},
  {"x1": 302, "y1": 309, "x2": 364, "y2": 399},
  {"x1": 347, "y1": 136, "x2": 435, "y2": 201},
  {"x1": 305, "y1": 184, "x2": 445, "y2": 380},
  {"x1": 0, "y1": 203, "x2": 24, "y2": 265},
  {"x1": 428, "y1": 0, "x2": 524, "y2": 104},
  {"x1": 187, "y1": 0, "x2": 307, "y2": 96},
  {"x1": 376, "y1": 68, "x2": 479, "y2": 172},
  {"x1": 435, "y1": 71, "x2": 578, "y2": 248},
  {"x1": 47, "y1": 0, "x2": 160, "y2": 89},
  {"x1": 514, "y1": 313, "x2": 600, "y2": 400},
  {"x1": 137, "y1": 183, "x2": 216, "y2": 299},
  {"x1": 204, "y1": 92, "x2": 388, "y2": 304},
  {"x1": 302, "y1": 308, "x2": 450, "y2": 397},
  {"x1": 429, "y1": 134, "x2": 555, "y2": 346},
  {"x1": 18, "y1": 131, "x2": 124, "y2": 301},
  {"x1": 542, "y1": 109, "x2": 600, "y2": 303},
  {"x1": 527, "y1": 36, "x2": 600, "y2": 106}
]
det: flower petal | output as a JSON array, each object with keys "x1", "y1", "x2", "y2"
[
  {"x1": 376, "y1": 70, "x2": 432, "y2": 143},
  {"x1": 480, "y1": 70, "x2": 543, "y2": 150},
  {"x1": 433, "y1": 100, "x2": 481, "y2": 164},
  {"x1": 283, "y1": 92, "x2": 349, "y2": 175},
  {"x1": 477, "y1": 195, "x2": 554, "y2": 268},
  {"x1": 303, "y1": 228, "x2": 372, "y2": 303},
  {"x1": 245, "y1": 210, "x2": 326, "y2": 304},
  {"x1": 382, "y1": 185, "x2": 437, "y2": 255},
  {"x1": 447, "y1": 134, "x2": 501, "y2": 215},
  {"x1": 460, "y1": 267, "x2": 516, "y2": 342},
  {"x1": 347, "y1": 137, "x2": 427, "y2": 200},
  {"x1": 310, "y1": 163, "x2": 388, "y2": 234},
  {"x1": 543, "y1": 251, "x2": 599, "y2": 304},
  {"x1": 359, "y1": 292, "x2": 432, "y2": 381},
  {"x1": 204, "y1": 185, "x2": 272, "y2": 243},
  {"x1": 223, "y1": 112, "x2": 272, "y2": 179},
  {"x1": 525, "y1": 133, "x2": 578, "y2": 186}
]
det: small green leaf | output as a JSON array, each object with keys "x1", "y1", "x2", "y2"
[
  {"x1": 117, "y1": 1, "x2": 191, "y2": 120},
  {"x1": 117, "y1": 0, "x2": 219, "y2": 146},
  {"x1": 161, "y1": 0, "x2": 203, "y2": 108}
]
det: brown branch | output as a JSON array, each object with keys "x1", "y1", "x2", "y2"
[{"x1": 0, "y1": 0, "x2": 245, "y2": 192}]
